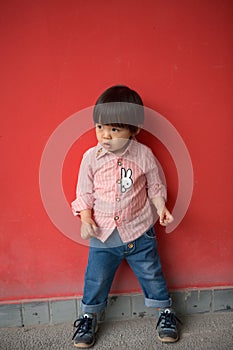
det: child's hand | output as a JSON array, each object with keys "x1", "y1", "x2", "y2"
[
  {"x1": 81, "y1": 218, "x2": 98, "y2": 240},
  {"x1": 151, "y1": 197, "x2": 174, "y2": 226},
  {"x1": 79, "y1": 210, "x2": 98, "y2": 240},
  {"x1": 158, "y1": 207, "x2": 174, "y2": 226}
]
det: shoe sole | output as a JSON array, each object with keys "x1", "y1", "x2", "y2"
[
  {"x1": 73, "y1": 340, "x2": 95, "y2": 348},
  {"x1": 158, "y1": 335, "x2": 179, "y2": 343},
  {"x1": 73, "y1": 324, "x2": 98, "y2": 348}
]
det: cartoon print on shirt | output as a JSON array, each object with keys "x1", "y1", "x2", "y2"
[{"x1": 121, "y1": 168, "x2": 133, "y2": 193}]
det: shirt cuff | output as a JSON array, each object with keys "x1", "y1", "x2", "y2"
[{"x1": 71, "y1": 199, "x2": 92, "y2": 216}]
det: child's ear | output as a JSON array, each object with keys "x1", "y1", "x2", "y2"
[{"x1": 134, "y1": 127, "x2": 141, "y2": 136}]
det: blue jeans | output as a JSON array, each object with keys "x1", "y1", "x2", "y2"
[{"x1": 81, "y1": 227, "x2": 171, "y2": 315}]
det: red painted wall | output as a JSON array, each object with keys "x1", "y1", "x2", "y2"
[{"x1": 1, "y1": 0, "x2": 232, "y2": 302}]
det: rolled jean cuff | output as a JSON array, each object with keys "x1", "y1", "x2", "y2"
[
  {"x1": 145, "y1": 297, "x2": 172, "y2": 309},
  {"x1": 81, "y1": 300, "x2": 107, "y2": 315}
]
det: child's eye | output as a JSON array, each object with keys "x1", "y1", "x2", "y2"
[
  {"x1": 112, "y1": 127, "x2": 120, "y2": 133},
  {"x1": 96, "y1": 124, "x2": 103, "y2": 130}
]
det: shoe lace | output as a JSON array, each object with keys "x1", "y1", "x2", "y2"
[
  {"x1": 156, "y1": 310, "x2": 182, "y2": 329},
  {"x1": 72, "y1": 315, "x2": 93, "y2": 340}
]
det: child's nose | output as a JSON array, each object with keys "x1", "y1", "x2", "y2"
[{"x1": 103, "y1": 130, "x2": 111, "y2": 138}]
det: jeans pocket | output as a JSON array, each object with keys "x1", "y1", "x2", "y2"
[{"x1": 143, "y1": 226, "x2": 156, "y2": 239}]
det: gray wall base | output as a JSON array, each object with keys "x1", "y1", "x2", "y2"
[{"x1": 0, "y1": 288, "x2": 232, "y2": 328}]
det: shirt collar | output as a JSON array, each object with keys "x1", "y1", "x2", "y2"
[{"x1": 95, "y1": 139, "x2": 138, "y2": 160}]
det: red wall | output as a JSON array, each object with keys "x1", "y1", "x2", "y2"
[{"x1": 1, "y1": 0, "x2": 232, "y2": 302}]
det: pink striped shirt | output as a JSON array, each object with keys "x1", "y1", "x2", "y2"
[{"x1": 71, "y1": 140, "x2": 167, "y2": 243}]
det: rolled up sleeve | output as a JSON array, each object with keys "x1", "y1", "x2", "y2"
[
  {"x1": 145, "y1": 150, "x2": 167, "y2": 201},
  {"x1": 71, "y1": 151, "x2": 94, "y2": 216}
]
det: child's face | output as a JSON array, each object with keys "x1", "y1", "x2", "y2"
[{"x1": 95, "y1": 124, "x2": 134, "y2": 154}]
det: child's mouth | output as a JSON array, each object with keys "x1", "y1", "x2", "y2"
[{"x1": 103, "y1": 142, "x2": 111, "y2": 149}]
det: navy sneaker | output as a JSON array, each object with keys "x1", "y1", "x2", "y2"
[
  {"x1": 72, "y1": 313, "x2": 98, "y2": 348},
  {"x1": 156, "y1": 308, "x2": 181, "y2": 343}
]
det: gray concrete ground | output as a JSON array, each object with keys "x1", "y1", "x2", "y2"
[{"x1": 0, "y1": 311, "x2": 232, "y2": 350}]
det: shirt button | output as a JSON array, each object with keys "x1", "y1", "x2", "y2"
[
  {"x1": 117, "y1": 161, "x2": 122, "y2": 166},
  {"x1": 117, "y1": 179, "x2": 121, "y2": 184},
  {"x1": 128, "y1": 243, "x2": 134, "y2": 249},
  {"x1": 114, "y1": 216, "x2": 119, "y2": 221},
  {"x1": 116, "y1": 198, "x2": 121, "y2": 202}
]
